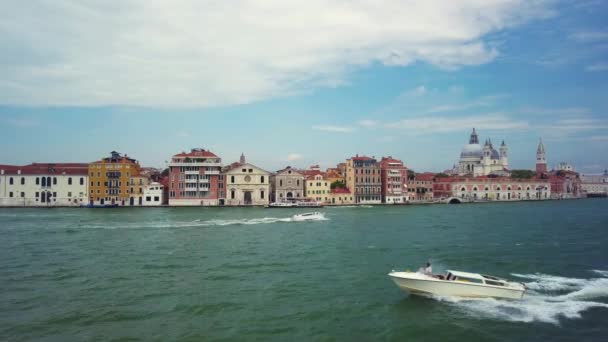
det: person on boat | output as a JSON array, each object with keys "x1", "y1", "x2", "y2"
[{"x1": 418, "y1": 262, "x2": 433, "y2": 275}]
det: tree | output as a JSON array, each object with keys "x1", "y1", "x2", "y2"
[
  {"x1": 330, "y1": 180, "x2": 346, "y2": 189},
  {"x1": 161, "y1": 168, "x2": 170, "y2": 177},
  {"x1": 510, "y1": 169, "x2": 535, "y2": 179}
]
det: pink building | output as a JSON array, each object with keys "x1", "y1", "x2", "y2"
[
  {"x1": 379, "y1": 156, "x2": 408, "y2": 204},
  {"x1": 168, "y1": 148, "x2": 224, "y2": 206}
]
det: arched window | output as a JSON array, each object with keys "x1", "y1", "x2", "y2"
[
  {"x1": 496, "y1": 187, "x2": 501, "y2": 191},
  {"x1": 473, "y1": 187, "x2": 478, "y2": 191},
  {"x1": 46, "y1": 177, "x2": 51, "y2": 186},
  {"x1": 230, "y1": 175, "x2": 235, "y2": 183},
  {"x1": 484, "y1": 187, "x2": 489, "y2": 191},
  {"x1": 42, "y1": 177, "x2": 46, "y2": 186}
]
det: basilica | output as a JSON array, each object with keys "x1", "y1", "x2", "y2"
[{"x1": 457, "y1": 128, "x2": 509, "y2": 177}]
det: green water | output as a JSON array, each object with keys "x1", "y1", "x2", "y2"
[{"x1": 1, "y1": 199, "x2": 607, "y2": 341}]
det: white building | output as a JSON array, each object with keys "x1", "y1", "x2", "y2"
[
  {"x1": 556, "y1": 162, "x2": 575, "y2": 172},
  {"x1": 272, "y1": 166, "x2": 305, "y2": 202},
  {"x1": 223, "y1": 156, "x2": 270, "y2": 206},
  {"x1": 0, "y1": 163, "x2": 88, "y2": 207},
  {"x1": 458, "y1": 128, "x2": 509, "y2": 177},
  {"x1": 143, "y1": 182, "x2": 164, "y2": 206},
  {"x1": 581, "y1": 169, "x2": 608, "y2": 195}
]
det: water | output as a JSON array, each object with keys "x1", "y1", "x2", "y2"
[{"x1": 1, "y1": 199, "x2": 607, "y2": 341}]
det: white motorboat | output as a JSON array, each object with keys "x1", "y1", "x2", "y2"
[
  {"x1": 388, "y1": 270, "x2": 526, "y2": 300},
  {"x1": 292, "y1": 212, "x2": 325, "y2": 221}
]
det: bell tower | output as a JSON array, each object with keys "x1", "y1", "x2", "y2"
[{"x1": 536, "y1": 138, "x2": 547, "y2": 174}]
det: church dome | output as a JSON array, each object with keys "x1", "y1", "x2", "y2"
[{"x1": 460, "y1": 143, "x2": 483, "y2": 158}]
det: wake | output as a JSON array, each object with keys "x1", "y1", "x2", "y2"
[
  {"x1": 432, "y1": 270, "x2": 608, "y2": 325},
  {"x1": 75, "y1": 215, "x2": 328, "y2": 229}
]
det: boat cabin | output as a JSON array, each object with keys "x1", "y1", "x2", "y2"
[{"x1": 446, "y1": 270, "x2": 507, "y2": 287}]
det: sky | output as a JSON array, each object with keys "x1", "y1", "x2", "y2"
[{"x1": 1, "y1": 0, "x2": 607, "y2": 173}]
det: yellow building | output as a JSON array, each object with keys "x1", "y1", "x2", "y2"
[
  {"x1": 305, "y1": 173, "x2": 331, "y2": 203},
  {"x1": 88, "y1": 151, "x2": 143, "y2": 206},
  {"x1": 329, "y1": 188, "x2": 354, "y2": 205}
]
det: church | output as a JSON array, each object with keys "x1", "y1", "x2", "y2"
[{"x1": 457, "y1": 128, "x2": 509, "y2": 177}]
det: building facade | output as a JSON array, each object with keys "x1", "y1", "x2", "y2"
[
  {"x1": 458, "y1": 129, "x2": 509, "y2": 177},
  {"x1": 380, "y1": 156, "x2": 408, "y2": 204},
  {"x1": 580, "y1": 170, "x2": 608, "y2": 196},
  {"x1": 0, "y1": 163, "x2": 88, "y2": 207},
  {"x1": 346, "y1": 155, "x2": 381, "y2": 204},
  {"x1": 168, "y1": 148, "x2": 223, "y2": 206},
  {"x1": 143, "y1": 182, "x2": 164, "y2": 206},
  {"x1": 410, "y1": 173, "x2": 435, "y2": 201},
  {"x1": 88, "y1": 151, "x2": 143, "y2": 206},
  {"x1": 329, "y1": 188, "x2": 354, "y2": 205},
  {"x1": 434, "y1": 177, "x2": 551, "y2": 201},
  {"x1": 224, "y1": 156, "x2": 270, "y2": 206},
  {"x1": 548, "y1": 171, "x2": 582, "y2": 199},
  {"x1": 272, "y1": 166, "x2": 305, "y2": 202},
  {"x1": 305, "y1": 173, "x2": 331, "y2": 203}
]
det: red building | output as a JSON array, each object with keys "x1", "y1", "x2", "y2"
[
  {"x1": 548, "y1": 171, "x2": 581, "y2": 199},
  {"x1": 168, "y1": 148, "x2": 224, "y2": 206},
  {"x1": 379, "y1": 156, "x2": 408, "y2": 203}
]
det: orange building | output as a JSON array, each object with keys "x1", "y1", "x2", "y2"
[{"x1": 88, "y1": 151, "x2": 143, "y2": 206}]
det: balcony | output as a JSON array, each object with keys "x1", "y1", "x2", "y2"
[
  {"x1": 199, "y1": 179, "x2": 209, "y2": 183},
  {"x1": 168, "y1": 162, "x2": 221, "y2": 167},
  {"x1": 185, "y1": 170, "x2": 200, "y2": 175},
  {"x1": 204, "y1": 170, "x2": 220, "y2": 175},
  {"x1": 185, "y1": 178, "x2": 199, "y2": 183}
]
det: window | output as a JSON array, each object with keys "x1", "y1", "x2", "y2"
[
  {"x1": 36, "y1": 177, "x2": 40, "y2": 185},
  {"x1": 249, "y1": 169, "x2": 253, "y2": 173},
  {"x1": 80, "y1": 177, "x2": 84, "y2": 185},
  {"x1": 36, "y1": 192, "x2": 39, "y2": 197},
  {"x1": 261, "y1": 190, "x2": 265, "y2": 199},
  {"x1": 53, "y1": 177, "x2": 57, "y2": 185},
  {"x1": 53, "y1": 192, "x2": 57, "y2": 198},
  {"x1": 68, "y1": 177, "x2": 72, "y2": 185},
  {"x1": 261, "y1": 176, "x2": 265, "y2": 183},
  {"x1": 231, "y1": 175, "x2": 235, "y2": 183},
  {"x1": 146, "y1": 196, "x2": 152, "y2": 202},
  {"x1": 231, "y1": 190, "x2": 235, "y2": 199},
  {"x1": 9, "y1": 177, "x2": 13, "y2": 185},
  {"x1": 154, "y1": 196, "x2": 159, "y2": 202},
  {"x1": 90, "y1": 181, "x2": 94, "y2": 187},
  {"x1": 21, "y1": 192, "x2": 25, "y2": 198},
  {"x1": 21, "y1": 177, "x2": 25, "y2": 185},
  {"x1": 68, "y1": 192, "x2": 72, "y2": 197},
  {"x1": 9, "y1": 192, "x2": 13, "y2": 197}
]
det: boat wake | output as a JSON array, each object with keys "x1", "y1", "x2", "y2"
[
  {"x1": 75, "y1": 215, "x2": 328, "y2": 229},
  {"x1": 432, "y1": 271, "x2": 608, "y2": 324}
]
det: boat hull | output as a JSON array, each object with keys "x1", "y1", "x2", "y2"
[{"x1": 389, "y1": 272, "x2": 525, "y2": 300}]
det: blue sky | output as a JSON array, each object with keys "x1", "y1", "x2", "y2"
[{"x1": 1, "y1": 0, "x2": 607, "y2": 173}]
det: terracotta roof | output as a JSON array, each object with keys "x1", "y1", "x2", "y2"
[
  {"x1": 174, "y1": 149, "x2": 218, "y2": 158},
  {"x1": 351, "y1": 156, "x2": 374, "y2": 161},
  {"x1": 415, "y1": 173, "x2": 436, "y2": 181},
  {"x1": 331, "y1": 188, "x2": 351, "y2": 194}
]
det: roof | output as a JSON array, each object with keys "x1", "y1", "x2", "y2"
[
  {"x1": 331, "y1": 188, "x2": 351, "y2": 194},
  {"x1": 173, "y1": 148, "x2": 218, "y2": 158},
  {"x1": 351, "y1": 156, "x2": 374, "y2": 161},
  {"x1": 0, "y1": 163, "x2": 89, "y2": 175},
  {"x1": 415, "y1": 173, "x2": 436, "y2": 181}
]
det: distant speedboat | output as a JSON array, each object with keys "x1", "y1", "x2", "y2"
[
  {"x1": 267, "y1": 200, "x2": 324, "y2": 208},
  {"x1": 388, "y1": 270, "x2": 526, "y2": 300},
  {"x1": 292, "y1": 212, "x2": 324, "y2": 221}
]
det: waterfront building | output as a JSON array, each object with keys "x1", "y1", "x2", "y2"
[
  {"x1": 223, "y1": 154, "x2": 270, "y2": 206},
  {"x1": 458, "y1": 128, "x2": 509, "y2": 177},
  {"x1": 0, "y1": 163, "x2": 88, "y2": 207},
  {"x1": 536, "y1": 139, "x2": 547, "y2": 176},
  {"x1": 271, "y1": 166, "x2": 305, "y2": 202},
  {"x1": 548, "y1": 171, "x2": 582, "y2": 199},
  {"x1": 329, "y1": 187, "x2": 354, "y2": 205},
  {"x1": 143, "y1": 182, "x2": 164, "y2": 206},
  {"x1": 88, "y1": 151, "x2": 143, "y2": 206},
  {"x1": 168, "y1": 148, "x2": 223, "y2": 206},
  {"x1": 580, "y1": 170, "x2": 608, "y2": 196},
  {"x1": 305, "y1": 172, "x2": 331, "y2": 203},
  {"x1": 379, "y1": 156, "x2": 408, "y2": 204},
  {"x1": 556, "y1": 162, "x2": 575, "y2": 172},
  {"x1": 433, "y1": 176, "x2": 551, "y2": 202},
  {"x1": 325, "y1": 168, "x2": 344, "y2": 184},
  {"x1": 346, "y1": 155, "x2": 382, "y2": 204},
  {"x1": 410, "y1": 173, "x2": 435, "y2": 201}
]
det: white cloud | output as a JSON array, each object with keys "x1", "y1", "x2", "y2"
[
  {"x1": 312, "y1": 125, "x2": 355, "y2": 133},
  {"x1": 0, "y1": 1, "x2": 555, "y2": 107},
  {"x1": 287, "y1": 153, "x2": 303, "y2": 161},
  {"x1": 427, "y1": 94, "x2": 509, "y2": 113},
  {"x1": 386, "y1": 113, "x2": 528, "y2": 132},
  {"x1": 586, "y1": 63, "x2": 608, "y2": 72},
  {"x1": 357, "y1": 119, "x2": 378, "y2": 127},
  {"x1": 570, "y1": 31, "x2": 608, "y2": 42},
  {"x1": 408, "y1": 86, "x2": 428, "y2": 97}
]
